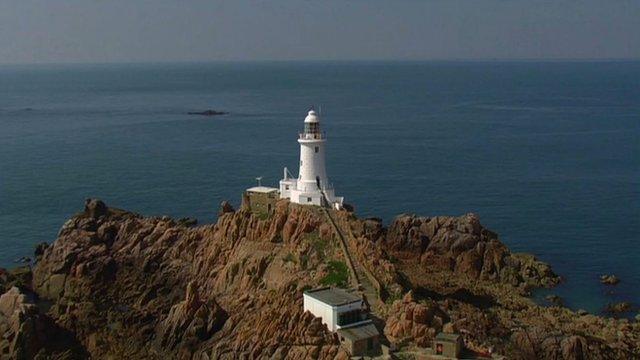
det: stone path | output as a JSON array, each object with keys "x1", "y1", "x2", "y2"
[
  {"x1": 354, "y1": 257, "x2": 381, "y2": 310},
  {"x1": 321, "y1": 207, "x2": 381, "y2": 311}
]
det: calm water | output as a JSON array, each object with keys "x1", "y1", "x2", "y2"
[{"x1": 1, "y1": 61, "x2": 638, "y2": 314}]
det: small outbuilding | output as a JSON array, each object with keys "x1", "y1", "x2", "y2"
[
  {"x1": 337, "y1": 322, "x2": 380, "y2": 357},
  {"x1": 433, "y1": 332, "x2": 463, "y2": 359},
  {"x1": 244, "y1": 186, "x2": 279, "y2": 216}
]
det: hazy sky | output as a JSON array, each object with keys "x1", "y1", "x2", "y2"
[{"x1": 0, "y1": 0, "x2": 638, "y2": 64}]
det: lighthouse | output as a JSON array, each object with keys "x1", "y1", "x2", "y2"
[{"x1": 279, "y1": 109, "x2": 344, "y2": 209}]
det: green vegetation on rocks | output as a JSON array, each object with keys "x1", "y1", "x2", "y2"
[
  {"x1": 282, "y1": 253, "x2": 296, "y2": 264},
  {"x1": 320, "y1": 261, "x2": 349, "y2": 288}
]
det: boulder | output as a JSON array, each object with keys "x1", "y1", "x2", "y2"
[
  {"x1": 177, "y1": 217, "x2": 198, "y2": 227},
  {"x1": 561, "y1": 335, "x2": 587, "y2": 360},
  {"x1": 0, "y1": 287, "x2": 84, "y2": 358},
  {"x1": 604, "y1": 302, "x2": 633, "y2": 314},
  {"x1": 14, "y1": 256, "x2": 31, "y2": 264},
  {"x1": 600, "y1": 274, "x2": 620, "y2": 285},
  {"x1": 156, "y1": 282, "x2": 227, "y2": 350},
  {"x1": 218, "y1": 201, "x2": 235, "y2": 217},
  {"x1": 84, "y1": 198, "x2": 108, "y2": 218},
  {"x1": 0, "y1": 266, "x2": 32, "y2": 294},
  {"x1": 545, "y1": 294, "x2": 564, "y2": 307},
  {"x1": 442, "y1": 322, "x2": 457, "y2": 334},
  {"x1": 0, "y1": 286, "x2": 27, "y2": 317},
  {"x1": 384, "y1": 294, "x2": 449, "y2": 348},
  {"x1": 34, "y1": 242, "x2": 49, "y2": 260}
]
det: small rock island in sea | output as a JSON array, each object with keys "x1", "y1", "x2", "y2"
[
  {"x1": 1, "y1": 110, "x2": 638, "y2": 359},
  {"x1": 187, "y1": 109, "x2": 228, "y2": 116}
]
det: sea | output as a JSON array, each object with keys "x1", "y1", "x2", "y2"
[{"x1": 0, "y1": 61, "x2": 638, "y2": 315}]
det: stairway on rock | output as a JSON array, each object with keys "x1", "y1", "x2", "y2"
[{"x1": 321, "y1": 207, "x2": 382, "y2": 311}]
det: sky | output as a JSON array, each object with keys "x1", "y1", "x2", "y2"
[{"x1": 0, "y1": 0, "x2": 638, "y2": 64}]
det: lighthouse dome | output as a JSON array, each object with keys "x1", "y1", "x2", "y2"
[{"x1": 304, "y1": 110, "x2": 319, "y2": 123}]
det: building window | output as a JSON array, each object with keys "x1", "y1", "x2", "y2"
[
  {"x1": 300, "y1": 160, "x2": 303, "y2": 166},
  {"x1": 337, "y1": 310, "x2": 362, "y2": 326},
  {"x1": 314, "y1": 146, "x2": 319, "y2": 153},
  {"x1": 307, "y1": 197, "x2": 312, "y2": 202},
  {"x1": 285, "y1": 185, "x2": 289, "y2": 190}
]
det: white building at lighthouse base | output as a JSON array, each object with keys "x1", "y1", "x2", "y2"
[{"x1": 279, "y1": 168, "x2": 343, "y2": 209}]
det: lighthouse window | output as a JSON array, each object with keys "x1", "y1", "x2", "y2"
[
  {"x1": 314, "y1": 146, "x2": 319, "y2": 153},
  {"x1": 305, "y1": 122, "x2": 320, "y2": 134},
  {"x1": 307, "y1": 197, "x2": 312, "y2": 202},
  {"x1": 300, "y1": 160, "x2": 303, "y2": 166}
]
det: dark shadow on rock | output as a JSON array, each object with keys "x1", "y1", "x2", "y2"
[
  {"x1": 37, "y1": 314, "x2": 90, "y2": 358},
  {"x1": 395, "y1": 271, "x2": 496, "y2": 310},
  {"x1": 413, "y1": 286, "x2": 496, "y2": 310}
]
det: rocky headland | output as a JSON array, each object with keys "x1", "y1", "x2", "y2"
[{"x1": 1, "y1": 199, "x2": 638, "y2": 359}]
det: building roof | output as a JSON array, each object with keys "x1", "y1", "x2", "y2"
[
  {"x1": 304, "y1": 110, "x2": 319, "y2": 123},
  {"x1": 246, "y1": 186, "x2": 279, "y2": 193},
  {"x1": 337, "y1": 323, "x2": 379, "y2": 341},
  {"x1": 304, "y1": 287, "x2": 362, "y2": 307},
  {"x1": 435, "y1": 332, "x2": 461, "y2": 342}
]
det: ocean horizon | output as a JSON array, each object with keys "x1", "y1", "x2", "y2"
[{"x1": 1, "y1": 60, "x2": 638, "y2": 316}]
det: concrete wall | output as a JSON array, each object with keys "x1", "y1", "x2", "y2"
[
  {"x1": 303, "y1": 294, "x2": 336, "y2": 331},
  {"x1": 304, "y1": 293, "x2": 365, "y2": 332},
  {"x1": 279, "y1": 178, "x2": 295, "y2": 199},
  {"x1": 290, "y1": 189, "x2": 323, "y2": 206},
  {"x1": 246, "y1": 191, "x2": 278, "y2": 216},
  {"x1": 342, "y1": 334, "x2": 380, "y2": 357},
  {"x1": 434, "y1": 338, "x2": 462, "y2": 358}
]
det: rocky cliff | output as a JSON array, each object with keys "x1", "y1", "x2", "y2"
[{"x1": 0, "y1": 199, "x2": 638, "y2": 359}]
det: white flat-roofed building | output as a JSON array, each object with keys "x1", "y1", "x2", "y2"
[
  {"x1": 246, "y1": 186, "x2": 279, "y2": 194},
  {"x1": 303, "y1": 287, "x2": 380, "y2": 356},
  {"x1": 280, "y1": 109, "x2": 344, "y2": 210},
  {"x1": 302, "y1": 287, "x2": 370, "y2": 332}
]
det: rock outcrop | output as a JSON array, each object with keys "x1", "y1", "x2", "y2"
[
  {"x1": 383, "y1": 214, "x2": 559, "y2": 289},
  {"x1": 155, "y1": 282, "x2": 227, "y2": 354},
  {"x1": 384, "y1": 291, "x2": 449, "y2": 347},
  {"x1": 600, "y1": 274, "x2": 620, "y2": 285},
  {"x1": 23, "y1": 199, "x2": 347, "y2": 359},
  {"x1": 604, "y1": 301, "x2": 635, "y2": 315},
  {"x1": 0, "y1": 287, "x2": 84, "y2": 359},
  {"x1": 0, "y1": 199, "x2": 637, "y2": 359}
]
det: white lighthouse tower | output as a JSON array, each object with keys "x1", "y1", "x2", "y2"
[{"x1": 280, "y1": 109, "x2": 344, "y2": 209}]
